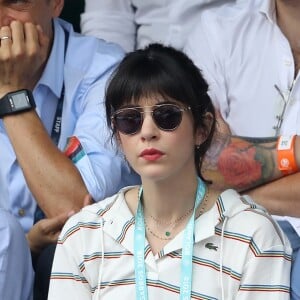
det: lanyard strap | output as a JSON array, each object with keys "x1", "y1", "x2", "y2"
[
  {"x1": 134, "y1": 178, "x2": 206, "y2": 300},
  {"x1": 50, "y1": 28, "x2": 69, "y2": 146},
  {"x1": 50, "y1": 87, "x2": 64, "y2": 145}
]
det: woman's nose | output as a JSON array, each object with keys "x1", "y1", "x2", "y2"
[{"x1": 140, "y1": 113, "x2": 159, "y2": 141}]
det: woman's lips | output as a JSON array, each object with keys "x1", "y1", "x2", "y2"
[{"x1": 140, "y1": 148, "x2": 164, "y2": 161}]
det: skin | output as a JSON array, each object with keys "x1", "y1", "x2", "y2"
[{"x1": 0, "y1": 0, "x2": 89, "y2": 251}]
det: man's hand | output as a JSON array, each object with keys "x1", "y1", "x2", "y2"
[
  {"x1": 26, "y1": 210, "x2": 73, "y2": 255},
  {"x1": 0, "y1": 21, "x2": 49, "y2": 96},
  {"x1": 26, "y1": 195, "x2": 93, "y2": 254}
]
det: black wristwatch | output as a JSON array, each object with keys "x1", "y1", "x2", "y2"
[{"x1": 0, "y1": 89, "x2": 36, "y2": 118}]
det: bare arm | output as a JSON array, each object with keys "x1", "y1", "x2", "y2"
[
  {"x1": 203, "y1": 114, "x2": 300, "y2": 216},
  {"x1": 0, "y1": 21, "x2": 88, "y2": 217},
  {"x1": 244, "y1": 174, "x2": 300, "y2": 217},
  {"x1": 3, "y1": 111, "x2": 88, "y2": 217}
]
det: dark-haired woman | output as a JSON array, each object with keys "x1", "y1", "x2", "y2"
[{"x1": 48, "y1": 44, "x2": 291, "y2": 300}]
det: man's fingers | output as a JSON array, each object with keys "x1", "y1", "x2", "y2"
[
  {"x1": 38, "y1": 212, "x2": 70, "y2": 233},
  {"x1": 36, "y1": 25, "x2": 49, "y2": 48},
  {"x1": 10, "y1": 20, "x2": 25, "y2": 45},
  {"x1": 0, "y1": 26, "x2": 12, "y2": 52},
  {"x1": 24, "y1": 22, "x2": 39, "y2": 50}
]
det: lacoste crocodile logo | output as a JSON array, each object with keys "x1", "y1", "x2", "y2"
[{"x1": 205, "y1": 242, "x2": 218, "y2": 251}]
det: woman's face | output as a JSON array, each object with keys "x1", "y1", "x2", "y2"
[{"x1": 115, "y1": 96, "x2": 204, "y2": 183}]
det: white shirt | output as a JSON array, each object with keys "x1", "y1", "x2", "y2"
[
  {"x1": 48, "y1": 187, "x2": 291, "y2": 299},
  {"x1": 185, "y1": 0, "x2": 300, "y2": 137},
  {"x1": 81, "y1": 0, "x2": 231, "y2": 52},
  {"x1": 184, "y1": 0, "x2": 300, "y2": 234}
]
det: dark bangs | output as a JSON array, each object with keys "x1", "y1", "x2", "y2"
[{"x1": 105, "y1": 44, "x2": 207, "y2": 128}]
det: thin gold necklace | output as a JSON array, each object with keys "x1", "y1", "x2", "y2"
[
  {"x1": 143, "y1": 186, "x2": 210, "y2": 240},
  {"x1": 147, "y1": 206, "x2": 194, "y2": 226}
]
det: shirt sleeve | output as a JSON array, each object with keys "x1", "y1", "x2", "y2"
[
  {"x1": 67, "y1": 83, "x2": 140, "y2": 201},
  {"x1": 0, "y1": 209, "x2": 34, "y2": 300},
  {"x1": 81, "y1": 0, "x2": 136, "y2": 52}
]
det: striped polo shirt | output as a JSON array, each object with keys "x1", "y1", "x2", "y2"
[{"x1": 49, "y1": 187, "x2": 291, "y2": 299}]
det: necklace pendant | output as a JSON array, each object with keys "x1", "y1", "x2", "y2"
[{"x1": 165, "y1": 231, "x2": 171, "y2": 237}]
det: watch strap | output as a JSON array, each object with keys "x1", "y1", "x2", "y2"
[{"x1": 0, "y1": 89, "x2": 35, "y2": 118}]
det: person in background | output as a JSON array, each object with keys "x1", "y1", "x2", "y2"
[
  {"x1": 60, "y1": 0, "x2": 84, "y2": 32},
  {"x1": 80, "y1": 0, "x2": 237, "y2": 52},
  {"x1": 48, "y1": 43, "x2": 292, "y2": 300},
  {"x1": 184, "y1": 0, "x2": 300, "y2": 298},
  {"x1": 0, "y1": 0, "x2": 138, "y2": 298},
  {"x1": 0, "y1": 208, "x2": 33, "y2": 300}
]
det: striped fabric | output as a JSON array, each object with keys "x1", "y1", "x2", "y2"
[{"x1": 49, "y1": 187, "x2": 291, "y2": 299}]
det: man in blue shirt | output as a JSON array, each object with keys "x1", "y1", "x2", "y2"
[
  {"x1": 0, "y1": 208, "x2": 33, "y2": 300},
  {"x1": 0, "y1": 0, "x2": 138, "y2": 232},
  {"x1": 0, "y1": 0, "x2": 138, "y2": 298}
]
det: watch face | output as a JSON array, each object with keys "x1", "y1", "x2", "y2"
[
  {"x1": 0, "y1": 89, "x2": 35, "y2": 118},
  {"x1": 10, "y1": 93, "x2": 30, "y2": 110}
]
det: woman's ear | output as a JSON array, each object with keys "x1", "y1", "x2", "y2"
[{"x1": 195, "y1": 112, "x2": 214, "y2": 145}]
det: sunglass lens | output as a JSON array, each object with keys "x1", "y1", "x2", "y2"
[
  {"x1": 153, "y1": 105, "x2": 182, "y2": 130},
  {"x1": 114, "y1": 109, "x2": 141, "y2": 134}
]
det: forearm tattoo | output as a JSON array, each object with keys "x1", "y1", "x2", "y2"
[{"x1": 203, "y1": 132, "x2": 277, "y2": 191}]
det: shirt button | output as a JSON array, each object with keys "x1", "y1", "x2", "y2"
[
  {"x1": 18, "y1": 208, "x2": 26, "y2": 217},
  {"x1": 284, "y1": 60, "x2": 292, "y2": 66}
]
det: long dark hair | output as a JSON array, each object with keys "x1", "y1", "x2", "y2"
[{"x1": 105, "y1": 43, "x2": 215, "y2": 180}]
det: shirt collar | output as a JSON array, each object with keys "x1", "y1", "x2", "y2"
[
  {"x1": 259, "y1": 0, "x2": 277, "y2": 23},
  {"x1": 37, "y1": 18, "x2": 65, "y2": 98}
]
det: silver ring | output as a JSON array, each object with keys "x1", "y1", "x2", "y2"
[{"x1": 0, "y1": 36, "x2": 11, "y2": 41}]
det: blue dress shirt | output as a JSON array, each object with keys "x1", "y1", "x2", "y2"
[
  {"x1": 0, "y1": 209, "x2": 33, "y2": 300},
  {"x1": 0, "y1": 18, "x2": 140, "y2": 232}
]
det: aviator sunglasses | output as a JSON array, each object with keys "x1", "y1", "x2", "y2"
[{"x1": 111, "y1": 103, "x2": 191, "y2": 135}]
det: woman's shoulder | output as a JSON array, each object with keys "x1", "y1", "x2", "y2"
[
  {"x1": 82, "y1": 186, "x2": 138, "y2": 218},
  {"x1": 217, "y1": 190, "x2": 290, "y2": 248},
  {"x1": 62, "y1": 187, "x2": 136, "y2": 229}
]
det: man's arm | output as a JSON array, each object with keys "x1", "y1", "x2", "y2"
[
  {"x1": 204, "y1": 124, "x2": 300, "y2": 216},
  {"x1": 3, "y1": 110, "x2": 88, "y2": 217},
  {"x1": 244, "y1": 174, "x2": 300, "y2": 217},
  {"x1": 0, "y1": 21, "x2": 88, "y2": 217}
]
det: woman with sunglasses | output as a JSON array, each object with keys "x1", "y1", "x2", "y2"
[{"x1": 48, "y1": 44, "x2": 291, "y2": 299}]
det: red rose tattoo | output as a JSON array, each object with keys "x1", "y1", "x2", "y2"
[{"x1": 217, "y1": 140, "x2": 262, "y2": 189}]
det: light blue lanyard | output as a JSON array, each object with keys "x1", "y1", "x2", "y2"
[{"x1": 134, "y1": 178, "x2": 206, "y2": 299}]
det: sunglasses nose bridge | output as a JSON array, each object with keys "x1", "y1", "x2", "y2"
[{"x1": 139, "y1": 110, "x2": 161, "y2": 135}]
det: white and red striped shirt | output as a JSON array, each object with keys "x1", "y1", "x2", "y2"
[{"x1": 49, "y1": 187, "x2": 291, "y2": 299}]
